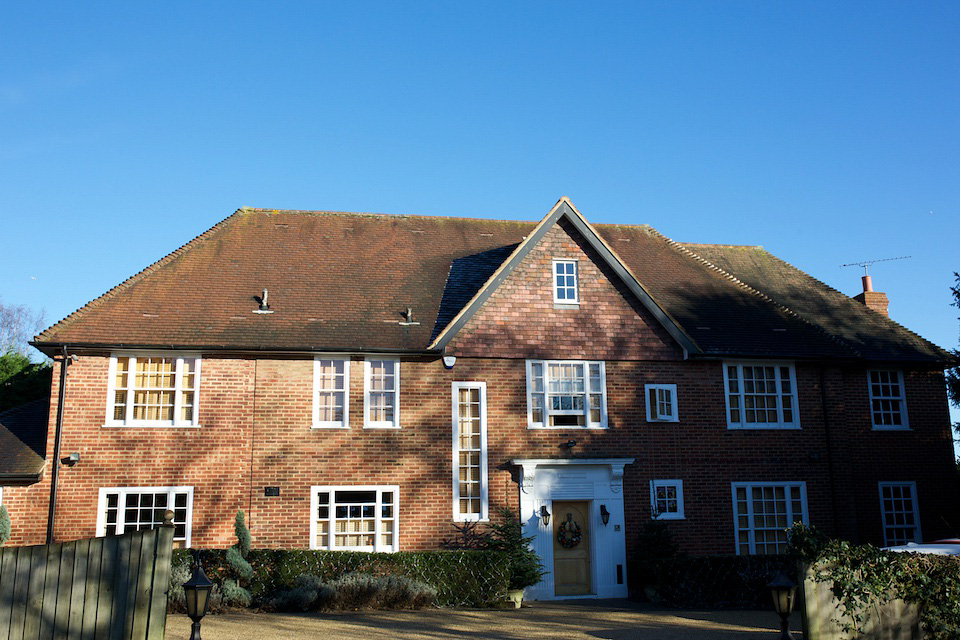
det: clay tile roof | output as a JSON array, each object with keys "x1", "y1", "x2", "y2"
[
  {"x1": 32, "y1": 205, "x2": 949, "y2": 364},
  {"x1": 0, "y1": 399, "x2": 47, "y2": 484}
]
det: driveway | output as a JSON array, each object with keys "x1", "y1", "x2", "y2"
[{"x1": 165, "y1": 600, "x2": 802, "y2": 639}]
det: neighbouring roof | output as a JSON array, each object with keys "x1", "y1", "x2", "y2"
[
  {"x1": 33, "y1": 201, "x2": 950, "y2": 364},
  {"x1": 0, "y1": 399, "x2": 47, "y2": 484}
]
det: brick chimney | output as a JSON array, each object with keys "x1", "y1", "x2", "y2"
[{"x1": 853, "y1": 275, "x2": 889, "y2": 316}]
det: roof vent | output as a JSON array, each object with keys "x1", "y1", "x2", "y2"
[
  {"x1": 253, "y1": 288, "x2": 274, "y2": 314},
  {"x1": 399, "y1": 307, "x2": 420, "y2": 326}
]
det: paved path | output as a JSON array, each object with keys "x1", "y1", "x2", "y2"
[{"x1": 166, "y1": 600, "x2": 802, "y2": 639}]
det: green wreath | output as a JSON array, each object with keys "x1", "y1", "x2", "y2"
[{"x1": 557, "y1": 518, "x2": 582, "y2": 548}]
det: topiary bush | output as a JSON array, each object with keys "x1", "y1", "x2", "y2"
[
  {"x1": 221, "y1": 511, "x2": 253, "y2": 607},
  {"x1": 0, "y1": 505, "x2": 10, "y2": 546}
]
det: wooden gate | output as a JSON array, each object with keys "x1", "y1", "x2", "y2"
[{"x1": 0, "y1": 513, "x2": 174, "y2": 640}]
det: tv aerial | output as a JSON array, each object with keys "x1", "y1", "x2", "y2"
[{"x1": 840, "y1": 255, "x2": 911, "y2": 276}]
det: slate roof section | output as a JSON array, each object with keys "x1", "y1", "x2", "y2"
[
  {"x1": 33, "y1": 203, "x2": 949, "y2": 364},
  {"x1": 0, "y1": 399, "x2": 47, "y2": 483}
]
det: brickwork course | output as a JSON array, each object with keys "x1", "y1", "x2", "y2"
[{"x1": 3, "y1": 198, "x2": 956, "y2": 581}]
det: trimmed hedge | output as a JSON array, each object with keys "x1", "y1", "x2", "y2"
[
  {"x1": 172, "y1": 548, "x2": 510, "y2": 608},
  {"x1": 652, "y1": 554, "x2": 796, "y2": 608}
]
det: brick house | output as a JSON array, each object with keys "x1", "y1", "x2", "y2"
[{"x1": 2, "y1": 197, "x2": 956, "y2": 599}]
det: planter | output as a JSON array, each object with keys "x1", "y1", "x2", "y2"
[{"x1": 507, "y1": 589, "x2": 524, "y2": 609}]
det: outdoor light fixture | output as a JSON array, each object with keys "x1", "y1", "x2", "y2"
[
  {"x1": 600, "y1": 504, "x2": 610, "y2": 526},
  {"x1": 183, "y1": 553, "x2": 214, "y2": 640},
  {"x1": 539, "y1": 505, "x2": 551, "y2": 526},
  {"x1": 60, "y1": 452, "x2": 80, "y2": 466},
  {"x1": 767, "y1": 571, "x2": 798, "y2": 640},
  {"x1": 560, "y1": 439, "x2": 577, "y2": 449}
]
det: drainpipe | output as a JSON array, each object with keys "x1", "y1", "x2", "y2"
[
  {"x1": 819, "y1": 366, "x2": 840, "y2": 535},
  {"x1": 46, "y1": 346, "x2": 71, "y2": 544}
]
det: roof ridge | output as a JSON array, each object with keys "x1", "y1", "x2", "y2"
[
  {"x1": 756, "y1": 250, "x2": 950, "y2": 357},
  {"x1": 35, "y1": 208, "x2": 246, "y2": 343},
  {"x1": 643, "y1": 227, "x2": 863, "y2": 358},
  {"x1": 238, "y1": 208, "x2": 541, "y2": 225}
]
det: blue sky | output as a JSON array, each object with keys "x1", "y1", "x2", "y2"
[{"x1": 2, "y1": 3, "x2": 958, "y2": 417}]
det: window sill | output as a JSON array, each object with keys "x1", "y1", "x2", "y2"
[
  {"x1": 726, "y1": 425, "x2": 801, "y2": 430},
  {"x1": 312, "y1": 424, "x2": 349, "y2": 430},
  {"x1": 553, "y1": 302, "x2": 580, "y2": 310},
  {"x1": 655, "y1": 515, "x2": 685, "y2": 521},
  {"x1": 363, "y1": 425, "x2": 401, "y2": 430},
  {"x1": 646, "y1": 419, "x2": 680, "y2": 424},
  {"x1": 102, "y1": 423, "x2": 202, "y2": 429},
  {"x1": 871, "y1": 426, "x2": 911, "y2": 431},
  {"x1": 527, "y1": 424, "x2": 608, "y2": 430}
]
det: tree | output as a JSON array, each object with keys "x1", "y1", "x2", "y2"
[
  {"x1": 0, "y1": 299, "x2": 45, "y2": 357},
  {"x1": 0, "y1": 351, "x2": 51, "y2": 412},
  {"x1": 948, "y1": 274, "x2": 960, "y2": 411}
]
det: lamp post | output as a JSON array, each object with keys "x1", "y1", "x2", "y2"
[
  {"x1": 183, "y1": 553, "x2": 214, "y2": 640},
  {"x1": 767, "y1": 571, "x2": 798, "y2": 640}
]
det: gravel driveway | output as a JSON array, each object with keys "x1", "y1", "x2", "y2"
[{"x1": 166, "y1": 600, "x2": 802, "y2": 639}]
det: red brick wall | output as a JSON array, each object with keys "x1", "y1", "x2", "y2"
[
  {"x1": 7, "y1": 352, "x2": 955, "y2": 558},
  {"x1": 448, "y1": 218, "x2": 682, "y2": 360}
]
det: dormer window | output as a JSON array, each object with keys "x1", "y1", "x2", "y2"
[{"x1": 553, "y1": 260, "x2": 579, "y2": 303}]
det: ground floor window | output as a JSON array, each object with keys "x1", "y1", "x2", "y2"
[
  {"x1": 879, "y1": 482, "x2": 921, "y2": 546},
  {"x1": 731, "y1": 482, "x2": 807, "y2": 554},
  {"x1": 650, "y1": 479, "x2": 684, "y2": 519},
  {"x1": 310, "y1": 485, "x2": 398, "y2": 552},
  {"x1": 96, "y1": 486, "x2": 193, "y2": 547}
]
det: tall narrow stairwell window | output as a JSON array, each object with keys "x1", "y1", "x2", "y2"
[{"x1": 453, "y1": 382, "x2": 488, "y2": 521}]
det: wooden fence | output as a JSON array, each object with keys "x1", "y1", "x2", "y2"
[
  {"x1": 800, "y1": 562, "x2": 922, "y2": 640},
  {"x1": 0, "y1": 513, "x2": 174, "y2": 640}
]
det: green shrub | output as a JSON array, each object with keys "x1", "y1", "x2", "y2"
[
  {"x1": 0, "y1": 505, "x2": 10, "y2": 546},
  {"x1": 223, "y1": 511, "x2": 253, "y2": 606},
  {"x1": 268, "y1": 574, "x2": 335, "y2": 612},
  {"x1": 485, "y1": 508, "x2": 546, "y2": 590},
  {"x1": 329, "y1": 573, "x2": 436, "y2": 610},
  {"x1": 788, "y1": 522, "x2": 960, "y2": 640},
  {"x1": 220, "y1": 578, "x2": 253, "y2": 608},
  {"x1": 168, "y1": 547, "x2": 508, "y2": 610},
  {"x1": 636, "y1": 516, "x2": 682, "y2": 587}
]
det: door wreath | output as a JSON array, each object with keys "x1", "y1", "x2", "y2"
[{"x1": 557, "y1": 513, "x2": 582, "y2": 548}]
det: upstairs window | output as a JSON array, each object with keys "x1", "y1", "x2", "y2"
[
  {"x1": 553, "y1": 260, "x2": 579, "y2": 303},
  {"x1": 313, "y1": 357, "x2": 350, "y2": 428},
  {"x1": 107, "y1": 355, "x2": 201, "y2": 427},
  {"x1": 527, "y1": 360, "x2": 607, "y2": 428},
  {"x1": 868, "y1": 370, "x2": 909, "y2": 430},
  {"x1": 724, "y1": 362, "x2": 799, "y2": 429},
  {"x1": 645, "y1": 384, "x2": 678, "y2": 422},
  {"x1": 364, "y1": 359, "x2": 399, "y2": 428}
]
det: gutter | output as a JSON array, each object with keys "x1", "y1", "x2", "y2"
[
  {"x1": 30, "y1": 341, "x2": 441, "y2": 358},
  {"x1": 0, "y1": 471, "x2": 44, "y2": 485}
]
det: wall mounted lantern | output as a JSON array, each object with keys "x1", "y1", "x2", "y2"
[
  {"x1": 600, "y1": 504, "x2": 610, "y2": 526},
  {"x1": 539, "y1": 505, "x2": 551, "y2": 526},
  {"x1": 767, "y1": 571, "x2": 797, "y2": 640}
]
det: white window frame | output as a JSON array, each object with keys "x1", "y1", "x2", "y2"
[
  {"x1": 650, "y1": 479, "x2": 685, "y2": 520},
  {"x1": 878, "y1": 481, "x2": 921, "y2": 546},
  {"x1": 724, "y1": 362, "x2": 800, "y2": 429},
  {"x1": 526, "y1": 360, "x2": 608, "y2": 429},
  {"x1": 553, "y1": 259, "x2": 580, "y2": 304},
  {"x1": 452, "y1": 381, "x2": 489, "y2": 522},
  {"x1": 95, "y1": 486, "x2": 194, "y2": 547},
  {"x1": 363, "y1": 358, "x2": 400, "y2": 429},
  {"x1": 731, "y1": 481, "x2": 808, "y2": 555},
  {"x1": 105, "y1": 353, "x2": 202, "y2": 427},
  {"x1": 313, "y1": 356, "x2": 350, "y2": 428},
  {"x1": 309, "y1": 485, "x2": 399, "y2": 552},
  {"x1": 645, "y1": 384, "x2": 679, "y2": 422},
  {"x1": 868, "y1": 370, "x2": 909, "y2": 430}
]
